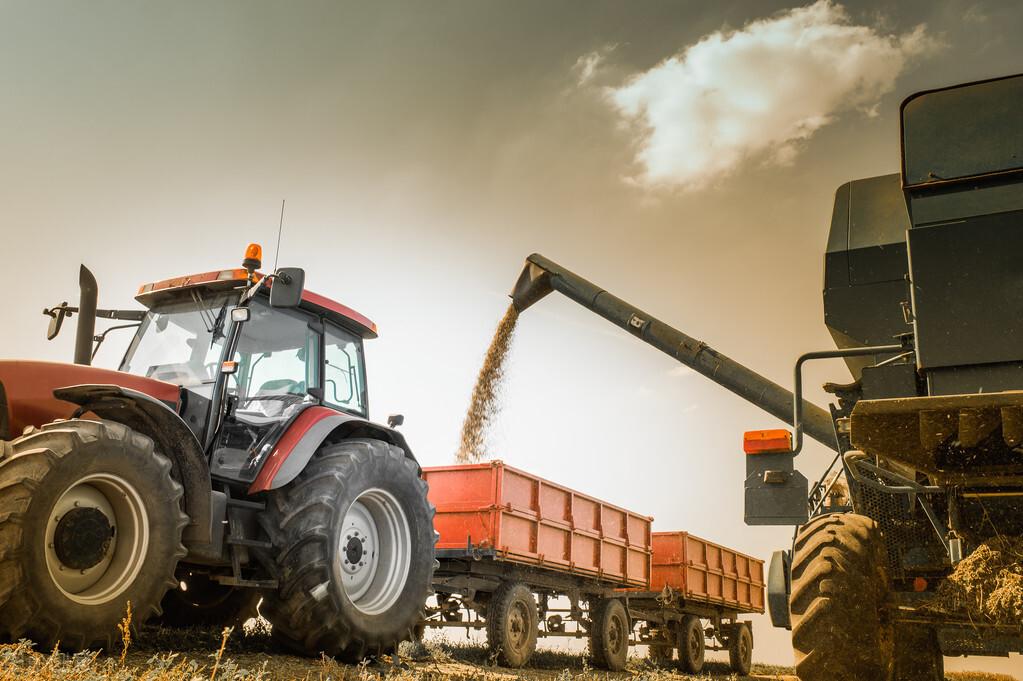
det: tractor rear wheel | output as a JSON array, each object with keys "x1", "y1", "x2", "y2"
[
  {"x1": 590, "y1": 598, "x2": 629, "y2": 671},
  {"x1": 790, "y1": 513, "x2": 893, "y2": 681},
  {"x1": 258, "y1": 438, "x2": 435, "y2": 661},
  {"x1": 485, "y1": 581, "x2": 538, "y2": 668},
  {"x1": 893, "y1": 625, "x2": 944, "y2": 681},
  {"x1": 0, "y1": 419, "x2": 187, "y2": 650},
  {"x1": 677, "y1": 615, "x2": 705, "y2": 674},
  {"x1": 156, "y1": 572, "x2": 260, "y2": 628}
]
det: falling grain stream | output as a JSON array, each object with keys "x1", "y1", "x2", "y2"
[{"x1": 456, "y1": 304, "x2": 519, "y2": 463}]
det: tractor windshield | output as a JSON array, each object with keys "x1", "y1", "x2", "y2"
[{"x1": 120, "y1": 293, "x2": 234, "y2": 394}]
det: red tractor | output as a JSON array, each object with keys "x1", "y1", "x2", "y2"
[{"x1": 0, "y1": 245, "x2": 436, "y2": 659}]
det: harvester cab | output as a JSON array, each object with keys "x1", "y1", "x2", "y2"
[
  {"x1": 508, "y1": 73, "x2": 1023, "y2": 681},
  {"x1": 0, "y1": 243, "x2": 436, "y2": 660}
]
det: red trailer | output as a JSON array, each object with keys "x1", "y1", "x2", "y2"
[{"x1": 421, "y1": 462, "x2": 763, "y2": 674}]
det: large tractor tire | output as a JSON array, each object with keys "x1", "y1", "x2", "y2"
[
  {"x1": 893, "y1": 625, "x2": 944, "y2": 681},
  {"x1": 258, "y1": 438, "x2": 435, "y2": 661},
  {"x1": 485, "y1": 581, "x2": 538, "y2": 668},
  {"x1": 156, "y1": 571, "x2": 260, "y2": 628},
  {"x1": 589, "y1": 598, "x2": 630, "y2": 671},
  {"x1": 0, "y1": 419, "x2": 187, "y2": 650},
  {"x1": 790, "y1": 513, "x2": 893, "y2": 681}
]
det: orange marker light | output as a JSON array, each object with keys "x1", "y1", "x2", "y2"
[
  {"x1": 743, "y1": 429, "x2": 793, "y2": 454},
  {"x1": 913, "y1": 577, "x2": 929, "y2": 592},
  {"x1": 243, "y1": 243, "x2": 263, "y2": 271}
]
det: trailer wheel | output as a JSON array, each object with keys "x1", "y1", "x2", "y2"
[
  {"x1": 0, "y1": 420, "x2": 187, "y2": 650},
  {"x1": 590, "y1": 598, "x2": 629, "y2": 671},
  {"x1": 728, "y1": 623, "x2": 753, "y2": 675},
  {"x1": 259, "y1": 438, "x2": 435, "y2": 661},
  {"x1": 677, "y1": 615, "x2": 705, "y2": 673},
  {"x1": 485, "y1": 581, "x2": 538, "y2": 668},
  {"x1": 156, "y1": 572, "x2": 260, "y2": 628},
  {"x1": 893, "y1": 625, "x2": 943, "y2": 681},
  {"x1": 790, "y1": 513, "x2": 893, "y2": 681}
]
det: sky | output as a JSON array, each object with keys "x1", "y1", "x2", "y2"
[{"x1": 2, "y1": 0, "x2": 1022, "y2": 674}]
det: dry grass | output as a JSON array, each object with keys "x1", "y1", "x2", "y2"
[
  {"x1": 932, "y1": 537, "x2": 1023, "y2": 623},
  {"x1": 456, "y1": 304, "x2": 519, "y2": 463},
  {"x1": 0, "y1": 625, "x2": 1014, "y2": 681}
]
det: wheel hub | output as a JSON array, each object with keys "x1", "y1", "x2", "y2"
[
  {"x1": 54, "y1": 507, "x2": 113, "y2": 570},
  {"x1": 344, "y1": 534, "x2": 365, "y2": 566}
]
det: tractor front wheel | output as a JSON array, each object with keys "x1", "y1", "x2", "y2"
[
  {"x1": 259, "y1": 438, "x2": 435, "y2": 661},
  {"x1": 0, "y1": 420, "x2": 187, "y2": 650},
  {"x1": 790, "y1": 513, "x2": 893, "y2": 681}
]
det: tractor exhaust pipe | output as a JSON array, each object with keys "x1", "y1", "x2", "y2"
[
  {"x1": 74, "y1": 265, "x2": 98, "y2": 366},
  {"x1": 510, "y1": 253, "x2": 838, "y2": 451}
]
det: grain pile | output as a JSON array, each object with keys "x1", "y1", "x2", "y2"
[
  {"x1": 931, "y1": 536, "x2": 1023, "y2": 623},
  {"x1": 456, "y1": 305, "x2": 520, "y2": 464}
]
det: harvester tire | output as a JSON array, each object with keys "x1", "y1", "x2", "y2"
[
  {"x1": 258, "y1": 438, "x2": 435, "y2": 661},
  {"x1": 790, "y1": 513, "x2": 893, "y2": 681},
  {"x1": 727, "y1": 622, "x2": 753, "y2": 676},
  {"x1": 590, "y1": 598, "x2": 629, "y2": 671},
  {"x1": 677, "y1": 615, "x2": 705, "y2": 674},
  {"x1": 0, "y1": 419, "x2": 187, "y2": 650},
  {"x1": 156, "y1": 572, "x2": 260, "y2": 628},
  {"x1": 485, "y1": 581, "x2": 538, "y2": 668},
  {"x1": 893, "y1": 625, "x2": 944, "y2": 681}
]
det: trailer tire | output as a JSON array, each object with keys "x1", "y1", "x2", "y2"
[
  {"x1": 728, "y1": 623, "x2": 753, "y2": 676},
  {"x1": 590, "y1": 598, "x2": 629, "y2": 671},
  {"x1": 677, "y1": 615, "x2": 705, "y2": 674},
  {"x1": 156, "y1": 572, "x2": 260, "y2": 628},
  {"x1": 485, "y1": 581, "x2": 537, "y2": 668},
  {"x1": 0, "y1": 419, "x2": 187, "y2": 650},
  {"x1": 893, "y1": 625, "x2": 943, "y2": 681},
  {"x1": 790, "y1": 513, "x2": 893, "y2": 681},
  {"x1": 259, "y1": 438, "x2": 435, "y2": 661}
]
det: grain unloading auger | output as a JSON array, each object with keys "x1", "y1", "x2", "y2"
[{"x1": 509, "y1": 74, "x2": 1023, "y2": 681}]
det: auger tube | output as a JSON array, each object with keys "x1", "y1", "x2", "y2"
[{"x1": 510, "y1": 253, "x2": 838, "y2": 451}]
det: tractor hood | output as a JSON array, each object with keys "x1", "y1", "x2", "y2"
[{"x1": 0, "y1": 360, "x2": 179, "y2": 438}]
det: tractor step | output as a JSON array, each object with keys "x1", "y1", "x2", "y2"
[
  {"x1": 226, "y1": 497, "x2": 266, "y2": 511},
  {"x1": 227, "y1": 536, "x2": 273, "y2": 549},
  {"x1": 211, "y1": 575, "x2": 278, "y2": 589}
]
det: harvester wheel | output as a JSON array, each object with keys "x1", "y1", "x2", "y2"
[
  {"x1": 790, "y1": 513, "x2": 892, "y2": 681},
  {"x1": 677, "y1": 615, "x2": 705, "y2": 674},
  {"x1": 727, "y1": 622, "x2": 753, "y2": 675},
  {"x1": 0, "y1": 419, "x2": 187, "y2": 650},
  {"x1": 485, "y1": 581, "x2": 538, "y2": 667},
  {"x1": 156, "y1": 572, "x2": 260, "y2": 628},
  {"x1": 258, "y1": 438, "x2": 435, "y2": 661},
  {"x1": 589, "y1": 598, "x2": 629, "y2": 671},
  {"x1": 893, "y1": 625, "x2": 944, "y2": 681}
]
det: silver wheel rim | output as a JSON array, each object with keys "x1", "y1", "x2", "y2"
[
  {"x1": 336, "y1": 488, "x2": 411, "y2": 615},
  {"x1": 44, "y1": 473, "x2": 149, "y2": 605}
]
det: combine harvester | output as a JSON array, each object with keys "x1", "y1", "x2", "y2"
[
  {"x1": 508, "y1": 74, "x2": 1023, "y2": 681},
  {"x1": 420, "y1": 461, "x2": 763, "y2": 674}
]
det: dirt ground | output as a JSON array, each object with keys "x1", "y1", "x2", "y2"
[{"x1": 0, "y1": 624, "x2": 1015, "y2": 681}]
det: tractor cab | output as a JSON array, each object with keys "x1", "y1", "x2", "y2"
[{"x1": 119, "y1": 245, "x2": 377, "y2": 483}]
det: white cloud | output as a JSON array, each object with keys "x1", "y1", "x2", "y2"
[
  {"x1": 572, "y1": 44, "x2": 616, "y2": 86},
  {"x1": 604, "y1": 1, "x2": 935, "y2": 190}
]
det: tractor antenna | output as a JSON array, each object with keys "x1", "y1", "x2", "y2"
[{"x1": 273, "y1": 199, "x2": 286, "y2": 273}]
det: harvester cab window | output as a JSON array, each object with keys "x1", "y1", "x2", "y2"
[{"x1": 324, "y1": 324, "x2": 366, "y2": 415}]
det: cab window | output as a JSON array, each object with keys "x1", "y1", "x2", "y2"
[{"x1": 324, "y1": 324, "x2": 366, "y2": 415}]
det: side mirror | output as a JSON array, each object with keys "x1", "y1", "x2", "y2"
[
  {"x1": 387, "y1": 414, "x2": 405, "y2": 428},
  {"x1": 270, "y1": 268, "x2": 305, "y2": 308},
  {"x1": 45, "y1": 303, "x2": 70, "y2": 341}
]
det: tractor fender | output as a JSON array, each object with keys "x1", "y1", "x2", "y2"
[
  {"x1": 248, "y1": 405, "x2": 417, "y2": 494},
  {"x1": 53, "y1": 384, "x2": 213, "y2": 546}
]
